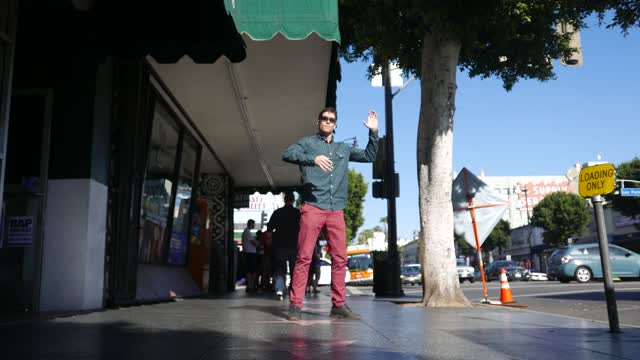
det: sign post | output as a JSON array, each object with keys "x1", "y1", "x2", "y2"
[
  {"x1": 578, "y1": 163, "x2": 620, "y2": 333},
  {"x1": 452, "y1": 168, "x2": 510, "y2": 304}
]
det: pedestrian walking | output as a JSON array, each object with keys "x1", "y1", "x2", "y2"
[
  {"x1": 307, "y1": 244, "x2": 322, "y2": 294},
  {"x1": 242, "y1": 219, "x2": 258, "y2": 293},
  {"x1": 282, "y1": 107, "x2": 378, "y2": 320},
  {"x1": 258, "y1": 229, "x2": 273, "y2": 291},
  {"x1": 267, "y1": 191, "x2": 300, "y2": 301}
]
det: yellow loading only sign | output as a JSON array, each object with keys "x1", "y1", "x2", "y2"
[{"x1": 579, "y1": 163, "x2": 616, "y2": 198}]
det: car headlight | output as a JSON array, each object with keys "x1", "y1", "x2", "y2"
[{"x1": 561, "y1": 255, "x2": 573, "y2": 264}]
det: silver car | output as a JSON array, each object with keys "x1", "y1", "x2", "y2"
[{"x1": 457, "y1": 258, "x2": 475, "y2": 283}]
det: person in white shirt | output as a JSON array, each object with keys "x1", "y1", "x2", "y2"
[{"x1": 242, "y1": 219, "x2": 258, "y2": 292}]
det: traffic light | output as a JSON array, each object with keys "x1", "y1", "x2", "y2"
[
  {"x1": 557, "y1": 22, "x2": 583, "y2": 67},
  {"x1": 261, "y1": 211, "x2": 268, "y2": 226},
  {"x1": 372, "y1": 173, "x2": 400, "y2": 199},
  {"x1": 373, "y1": 137, "x2": 386, "y2": 180}
]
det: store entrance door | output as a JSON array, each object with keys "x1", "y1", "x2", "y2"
[{"x1": 0, "y1": 90, "x2": 52, "y2": 313}]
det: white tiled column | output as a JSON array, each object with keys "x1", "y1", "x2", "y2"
[{"x1": 39, "y1": 178, "x2": 107, "y2": 311}]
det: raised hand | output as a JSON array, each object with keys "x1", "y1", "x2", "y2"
[
  {"x1": 314, "y1": 155, "x2": 333, "y2": 172},
  {"x1": 364, "y1": 110, "x2": 378, "y2": 131}
]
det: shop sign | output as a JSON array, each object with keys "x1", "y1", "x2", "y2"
[
  {"x1": 614, "y1": 215, "x2": 640, "y2": 228},
  {"x1": 517, "y1": 180, "x2": 573, "y2": 210},
  {"x1": 7, "y1": 216, "x2": 33, "y2": 246}
]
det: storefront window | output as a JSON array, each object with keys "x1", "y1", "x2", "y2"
[
  {"x1": 138, "y1": 103, "x2": 179, "y2": 264},
  {"x1": 167, "y1": 135, "x2": 199, "y2": 266}
]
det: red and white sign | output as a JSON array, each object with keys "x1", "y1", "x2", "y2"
[
  {"x1": 248, "y1": 193, "x2": 266, "y2": 209},
  {"x1": 517, "y1": 180, "x2": 575, "y2": 210}
]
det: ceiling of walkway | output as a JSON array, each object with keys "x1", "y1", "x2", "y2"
[{"x1": 150, "y1": 33, "x2": 332, "y2": 189}]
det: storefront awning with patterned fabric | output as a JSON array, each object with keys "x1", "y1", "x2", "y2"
[
  {"x1": 151, "y1": 1, "x2": 342, "y2": 189},
  {"x1": 224, "y1": 0, "x2": 340, "y2": 42}
]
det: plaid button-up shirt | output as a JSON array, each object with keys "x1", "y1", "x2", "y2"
[{"x1": 283, "y1": 130, "x2": 378, "y2": 210}]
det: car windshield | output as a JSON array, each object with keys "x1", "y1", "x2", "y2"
[
  {"x1": 550, "y1": 247, "x2": 569, "y2": 260},
  {"x1": 401, "y1": 266, "x2": 420, "y2": 274},
  {"x1": 456, "y1": 259, "x2": 466, "y2": 266},
  {"x1": 347, "y1": 253, "x2": 373, "y2": 271}
]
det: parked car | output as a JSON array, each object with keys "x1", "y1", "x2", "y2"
[
  {"x1": 456, "y1": 258, "x2": 475, "y2": 283},
  {"x1": 318, "y1": 258, "x2": 351, "y2": 285},
  {"x1": 484, "y1": 260, "x2": 531, "y2": 281},
  {"x1": 289, "y1": 258, "x2": 349, "y2": 286},
  {"x1": 527, "y1": 272, "x2": 549, "y2": 281},
  {"x1": 548, "y1": 244, "x2": 640, "y2": 283},
  {"x1": 401, "y1": 264, "x2": 422, "y2": 285}
]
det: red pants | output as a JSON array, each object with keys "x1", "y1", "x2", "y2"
[{"x1": 290, "y1": 203, "x2": 347, "y2": 308}]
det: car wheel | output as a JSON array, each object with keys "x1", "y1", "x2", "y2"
[
  {"x1": 469, "y1": 278, "x2": 475, "y2": 283},
  {"x1": 575, "y1": 266, "x2": 592, "y2": 283}
]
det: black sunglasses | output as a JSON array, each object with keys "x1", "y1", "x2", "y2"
[{"x1": 319, "y1": 116, "x2": 337, "y2": 123}]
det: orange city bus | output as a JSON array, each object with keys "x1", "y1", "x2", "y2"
[{"x1": 346, "y1": 247, "x2": 374, "y2": 284}]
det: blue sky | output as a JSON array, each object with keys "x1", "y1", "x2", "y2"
[{"x1": 335, "y1": 20, "x2": 639, "y2": 240}]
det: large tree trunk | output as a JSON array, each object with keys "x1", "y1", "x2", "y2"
[{"x1": 418, "y1": 29, "x2": 470, "y2": 307}]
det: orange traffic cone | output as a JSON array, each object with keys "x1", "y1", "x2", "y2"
[{"x1": 499, "y1": 268, "x2": 514, "y2": 303}]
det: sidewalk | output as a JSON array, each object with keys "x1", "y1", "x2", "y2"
[{"x1": 1, "y1": 288, "x2": 638, "y2": 359}]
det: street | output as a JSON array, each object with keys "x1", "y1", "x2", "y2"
[{"x1": 347, "y1": 280, "x2": 640, "y2": 328}]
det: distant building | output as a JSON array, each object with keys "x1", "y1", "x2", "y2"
[
  {"x1": 476, "y1": 168, "x2": 578, "y2": 271},
  {"x1": 400, "y1": 239, "x2": 419, "y2": 265},
  {"x1": 479, "y1": 171, "x2": 577, "y2": 229}
]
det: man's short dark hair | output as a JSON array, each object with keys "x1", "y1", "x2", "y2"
[
  {"x1": 318, "y1": 107, "x2": 337, "y2": 122},
  {"x1": 284, "y1": 192, "x2": 295, "y2": 203},
  {"x1": 247, "y1": 219, "x2": 255, "y2": 226}
]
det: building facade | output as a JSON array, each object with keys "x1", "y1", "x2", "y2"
[{"x1": 0, "y1": 0, "x2": 341, "y2": 314}]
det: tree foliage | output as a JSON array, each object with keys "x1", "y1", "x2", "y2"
[
  {"x1": 345, "y1": 169, "x2": 368, "y2": 243},
  {"x1": 608, "y1": 157, "x2": 640, "y2": 219},
  {"x1": 338, "y1": 0, "x2": 640, "y2": 307},
  {"x1": 531, "y1": 192, "x2": 590, "y2": 248},
  {"x1": 340, "y1": 1, "x2": 640, "y2": 89},
  {"x1": 455, "y1": 232, "x2": 474, "y2": 256},
  {"x1": 483, "y1": 219, "x2": 511, "y2": 251},
  {"x1": 357, "y1": 229, "x2": 374, "y2": 245},
  {"x1": 455, "y1": 219, "x2": 510, "y2": 255}
]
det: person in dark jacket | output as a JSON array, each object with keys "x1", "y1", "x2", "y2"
[{"x1": 267, "y1": 191, "x2": 300, "y2": 301}]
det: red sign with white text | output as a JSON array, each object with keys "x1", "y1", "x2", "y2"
[{"x1": 517, "y1": 181, "x2": 575, "y2": 210}]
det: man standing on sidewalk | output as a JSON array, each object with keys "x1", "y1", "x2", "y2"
[
  {"x1": 282, "y1": 107, "x2": 378, "y2": 321},
  {"x1": 267, "y1": 191, "x2": 300, "y2": 301}
]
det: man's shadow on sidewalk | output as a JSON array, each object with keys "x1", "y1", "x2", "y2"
[{"x1": 229, "y1": 304, "x2": 328, "y2": 320}]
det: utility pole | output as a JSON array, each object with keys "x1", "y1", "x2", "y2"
[
  {"x1": 521, "y1": 187, "x2": 533, "y2": 268},
  {"x1": 383, "y1": 63, "x2": 402, "y2": 296}
]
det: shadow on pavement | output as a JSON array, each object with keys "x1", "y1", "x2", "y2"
[{"x1": 0, "y1": 315, "x2": 426, "y2": 360}]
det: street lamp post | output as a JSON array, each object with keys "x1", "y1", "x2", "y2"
[
  {"x1": 340, "y1": 137, "x2": 358, "y2": 148},
  {"x1": 382, "y1": 64, "x2": 403, "y2": 296},
  {"x1": 521, "y1": 187, "x2": 533, "y2": 268}
]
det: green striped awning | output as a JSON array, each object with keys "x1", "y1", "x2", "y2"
[{"x1": 224, "y1": 0, "x2": 340, "y2": 42}]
